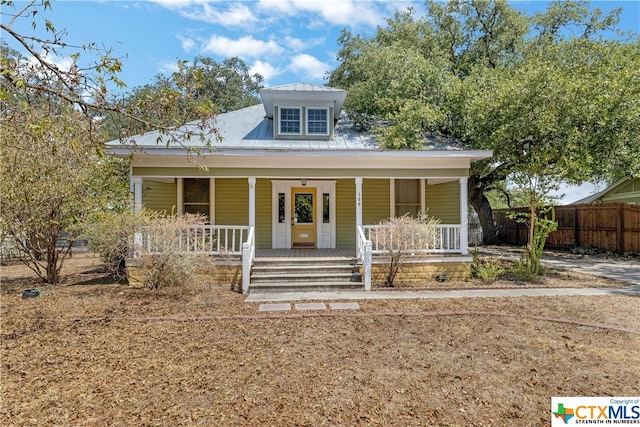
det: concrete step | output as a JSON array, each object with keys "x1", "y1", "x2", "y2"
[
  {"x1": 251, "y1": 264, "x2": 358, "y2": 276},
  {"x1": 251, "y1": 272, "x2": 362, "y2": 283},
  {"x1": 252, "y1": 257, "x2": 357, "y2": 267},
  {"x1": 249, "y1": 281, "x2": 365, "y2": 293},
  {"x1": 249, "y1": 256, "x2": 362, "y2": 293}
]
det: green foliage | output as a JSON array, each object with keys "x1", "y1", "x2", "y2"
[
  {"x1": 471, "y1": 251, "x2": 507, "y2": 282},
  {"x1": 134, "y1": 214, "x2": 214, "y2": 290},
  {"x1": 0, "y1": 100, "x2": 129, "y2": 284},
  {"x1": 102, "y1": 56, "x2": 263, "y2": 143},
  {"x1": 83, "y1": 209, "x2": 148, "y2": 280},
  {"x1": 329, "y1": 0, "x2": 639, "y2": 244},
  {"x1": 509, "y1": 206, "x2": 559, "y2": 277}
]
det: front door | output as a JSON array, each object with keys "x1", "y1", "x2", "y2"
[{"x1": 291, "y1": 187, "x2": 316, "y2": 248}]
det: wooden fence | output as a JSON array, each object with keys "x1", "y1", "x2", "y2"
[{"x1": 494, "y1": 203, "x2": 640, "y2": 254}]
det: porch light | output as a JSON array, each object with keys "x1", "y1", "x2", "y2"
[{"x1": 301, "y1": 179, "x2": 307, "y2": 186}]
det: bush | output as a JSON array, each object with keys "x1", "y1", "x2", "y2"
[
  {"x1": 370, "y1": 214, "x2": 441, "y2": 287},
  {"x1": 84, "y1": 209, "x2": 148, "y2": 280},
  {"x1": 135, "y1": 214, "x2": 214, "y2": 290},
  {"x1": 471, "y1": 251, "x2": 507, "y2": 282}
]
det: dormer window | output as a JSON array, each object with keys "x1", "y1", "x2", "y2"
[
  {"x1": 307, "y1": 108, "x2": 329, "y2": 135},
  {"x1": 279, "y1": 107, "x2": 302, "y2": 135},
  {"x1": 262, "y1": 84, "x2": 347, "y2": 141}
]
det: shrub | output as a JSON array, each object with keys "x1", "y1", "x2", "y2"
[
  {"x1": 84, "y1": 209, "x2": 148, "y2": 280},
  {"x1": 135, "y1": 214, "x2": 214, "y2": 290},
  {"x1": 370, "y1": 214, "x2": 441, "y2": 287},
  {"x1": 471, "y1": 251, "x2": 507, "y2": 282}
]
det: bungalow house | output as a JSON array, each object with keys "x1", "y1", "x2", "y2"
[
  {"x1": 107, "y1": 83, "x2": 492, "y2": 293},
  {"x1": 571, "y1": 177, "x2": 640, "y2": 206}
]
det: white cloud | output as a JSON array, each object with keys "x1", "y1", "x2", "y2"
[
  {"x1": 284, "y1": 36, "x2": 307, "y2": 52},
  {"x1": 181, "y1": 38, "x2": 196, "y2": 52},
  {"x1": 153, "y1": 0, "x2": 386, "y2": 28},
  {"x1": 158, "y1": 61, "x2": 180, "y2": 75},
  {"x1": 258, "y1": 0, "x2": 384, "y2": 27},
  {"x1": 152, "y1": 1, "x2": 258, "y2": 28},
  {"x1": 250, "y1": 60, "x2": 282, "y2": 82},
  {"x1": 289, "y1": 54, "x2": 330, "y2": 81},
  {"x1": 202, "y1": 35, "x2": 283, "y2": 59}
]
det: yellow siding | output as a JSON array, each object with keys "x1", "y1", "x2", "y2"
[
  {"x1": 336, "y1": 179, "x2": 356, "y2": 248},
  {"x1": 363, "y1": 179, "x2": 390, "y2": 224},
  {"x1": 426, "y1": 181, "x2": 460, "y2": 223},
  {"x1": 215, "y1": 179, "x2": 248, "y2": 225},
  {"x1": 255, "y1": 178, "x2": 272, "y2": 248},
  {"x1": 142, "y1": 179, "x2": 176, "y2": 215}
]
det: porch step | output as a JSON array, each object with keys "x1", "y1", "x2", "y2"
[{"x1": 249, "y1": 256, "x2": 364, "y2": 293}]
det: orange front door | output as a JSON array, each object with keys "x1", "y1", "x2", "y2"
[{"x1": 291, "y1": 188, "x2": 316, "y2": 248}]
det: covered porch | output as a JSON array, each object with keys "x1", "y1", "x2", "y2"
[{"x1": 133, "y1": 173, "x2": 472, "y2": 294}]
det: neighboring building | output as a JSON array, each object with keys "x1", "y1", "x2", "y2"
[
  {"x1": 107, "y1": 83, "x2": 492, "y2": 292},
  {"x1": 571, "y1": 177, "x2": 640, "y2": 205}
]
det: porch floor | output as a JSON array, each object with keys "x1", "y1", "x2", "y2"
[{"x1": 255, "y1": 248, "x2": 355, "y2": 259}]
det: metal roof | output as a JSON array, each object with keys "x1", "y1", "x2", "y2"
[{"x1": 109, "y1": 103, "x2": 379, "y2": 151}]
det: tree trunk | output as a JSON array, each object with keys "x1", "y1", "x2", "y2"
[{"x1": 468, "y1": 175, "x2": 499, "y2": 245}]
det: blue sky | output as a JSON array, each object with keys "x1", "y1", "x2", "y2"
[
  {"x1": 4, "y1": 0, "x2": 639, "y2": 202},
  {"x1": 6, "y1": 0, "x2": 638, "y2": 91}
]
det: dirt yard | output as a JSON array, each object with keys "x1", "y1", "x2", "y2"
[{"x1": 2, "y1": 254, "x2": 639, "y2": 426}]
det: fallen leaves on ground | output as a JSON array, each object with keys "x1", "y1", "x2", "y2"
[{"x1": 1, "y1": 255, "x2": 638, "y2": 426}]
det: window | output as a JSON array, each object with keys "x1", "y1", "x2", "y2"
[
  {"x1": 307, "y1": 108, "x2": 328, "y2": 135},
  {"x1": 279, "y1": 107, "x2": 301, "y2": 134},
  {"x1": 183, "y1": 178, "x2": 210, "y2": 220},
  {"x1": 395, "y1": 179, "x2": 421, "y2": 217}
]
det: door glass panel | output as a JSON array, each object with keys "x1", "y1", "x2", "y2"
[
  {"x1": 322, "y1": 193, "x2": 330, "y2": 223},
  {"x1": 278, "y1": 193, "x2": 285, "y2": 223},
  {"x1": 294, "y1": 193, "x2": 313, "y2": 224}
]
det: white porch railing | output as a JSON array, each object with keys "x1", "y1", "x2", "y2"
[
  {"x1": 139, "y1": 225, "x2": 250, "y2": 255},
  {"x1": 361, "y1": 224, "x2": 462, "y2": 254},
  {"x1": 356, "y1": 226, "x2": 372, "y2": 291},
  {"x1": 242, "y1": 226, "x2": 255, "y2": 294}
]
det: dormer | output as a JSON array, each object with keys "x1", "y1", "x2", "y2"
[{"x1": 260, "y1": 83, "x2": 347, "y2": 140}]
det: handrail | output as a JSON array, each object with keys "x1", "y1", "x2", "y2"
[
  {"x1": 356, "y1": 226, "x2": 372, "y2": 291},
  {"x1": 139, "y1": 225, "x2": 250, "y2": 255},
  {"x1": 242, "y1": 226, "x2": 255, "y2": 294},
  {"x1": 362, "y1": 224, "x2": 462, "y2": 254}
]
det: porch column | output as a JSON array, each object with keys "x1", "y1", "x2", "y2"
[
  {"x1": 248, "y1": 177, "x2": 256, "y2": 227},
  {"x1": 355, "y1": 178, "x2": 363, "y2": 227},
  {"x1": 176, "y1": 178, "x2": 184, "y2": 215},
  {"x1": 132, "y1": 177, "x2": 143, "y2": 212},
  {"x1": 459, "y1": 177, "x2": 469, "y2": 254}
]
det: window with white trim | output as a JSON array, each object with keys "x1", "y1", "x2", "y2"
[
  {"x1": 307, "y1": 108, "x2": 329, "y2": 135},
  {"x1": 279, "y1": 107, "x2": 301, "y2": 134}
]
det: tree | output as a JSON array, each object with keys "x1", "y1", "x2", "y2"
[
  {"x1": 328, "y1": 0, "x2": 638, "y2": 245},
  {"x1": 0, "y1": 95, "x2": 128, "y2": 284},
  {"x1": 101, "y1": 57, "x2": 263, "y2": 141},
  {"x1": 1, "y1": 1, "x2": 216, "y2": 148}
]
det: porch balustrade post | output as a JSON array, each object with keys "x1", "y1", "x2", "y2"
[
  {"x1": 460, "y1": 177, "x2": 469, "y2": 254},
  {"x1": 364, "y1": 240, "x2": 372, "y2": 291}
]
